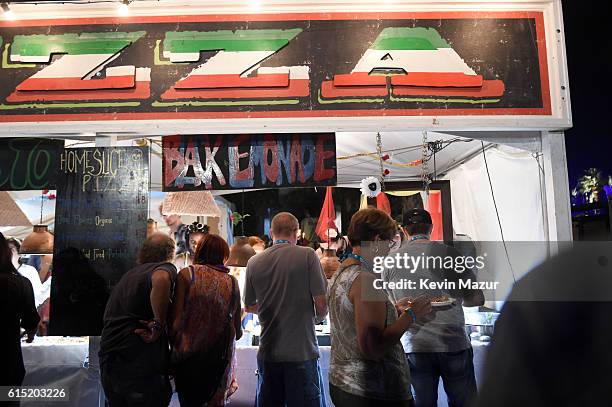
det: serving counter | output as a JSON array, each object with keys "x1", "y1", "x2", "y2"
[{"x1": 21, "y1": 337, "x2": 489, "y2": 407}]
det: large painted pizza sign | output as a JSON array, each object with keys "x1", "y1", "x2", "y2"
[{"x1": 0, "y1": 12, "x2": 550, "y2": 122}]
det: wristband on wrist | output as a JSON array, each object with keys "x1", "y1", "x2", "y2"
[{"x1": 405, "y1": 308, "x2": 417, "y2": 324}]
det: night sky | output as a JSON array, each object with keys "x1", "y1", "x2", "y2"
[{"x1": 563, "y1": 1, "x2": 612, "y2": 189}]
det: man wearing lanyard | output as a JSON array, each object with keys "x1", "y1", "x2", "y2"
[
  {"x1": 244, "y1": 212, "x2": 328, "y2": 407},
  {"x1": 383, "y1": 209, "x2": 484, "y2": 407}
]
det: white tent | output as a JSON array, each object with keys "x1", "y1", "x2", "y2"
[{"x1": 1, "y1": 131, "x2": 549, "y2": 304}]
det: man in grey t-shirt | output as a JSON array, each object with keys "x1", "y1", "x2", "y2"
[
  {"x1": 244, "y1": 212, "x2": 328, "y2": 407},
  {"x1": 383, "y1": 209, "x2": 484, "y2": 407}
]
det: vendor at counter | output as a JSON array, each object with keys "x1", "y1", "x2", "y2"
[
  {"x1": 174, "y1": 221, "x2": 210, "y2": 268},
  {"x1": 159, "y1": 204, "x2": 188, "y2": 255}
]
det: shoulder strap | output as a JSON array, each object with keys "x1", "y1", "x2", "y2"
[
  {"x1": 189, "y1": 265, "x2": 195, "y2": 283},
  {"x1": 227, "y1": 275, "x2": 236, "y2": 323}
]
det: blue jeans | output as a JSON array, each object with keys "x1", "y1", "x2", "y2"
[
  {"x1": 255, "y1": 358, "x2": 326, "y2": 407},
  {"x1": 406, "y1": 348, "x2": 477, "y2": 407}
]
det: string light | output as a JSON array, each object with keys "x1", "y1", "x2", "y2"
[{"x1": 1, "y1": 3, "x2": 16, "y2": 20}]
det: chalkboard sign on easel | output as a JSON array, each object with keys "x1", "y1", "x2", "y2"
[
  {"x1": 49, "y1": 146, "x2": 149, "y2": 336},
  {"x1": 0, "y1": 138, "x2": 64, "y2": 191}
]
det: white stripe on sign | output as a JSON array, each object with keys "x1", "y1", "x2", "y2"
[{"x1": 352, "y1": 49, "x2": 476, "y2": 75}]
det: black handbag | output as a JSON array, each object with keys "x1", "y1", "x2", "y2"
[{"x1": 172, "y1": 273, "x2": 237, "y2": 404}]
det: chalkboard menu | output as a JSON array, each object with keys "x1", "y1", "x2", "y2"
[
  {"x1": 49, "y1": 146, "x2": 149, "y2": 336},
  {"x1": 0, "y1": 138, "x2": 64, "y2": 190}
]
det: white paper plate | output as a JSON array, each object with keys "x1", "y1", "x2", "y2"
[{"x1": 431, "y1": 298, "x2": 454, "y2": 307}]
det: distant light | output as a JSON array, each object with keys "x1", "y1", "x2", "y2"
[
  {"x1": 1, "y1": 3, "x2": 16, "y2": 20},
  {"x1": 249, "y1": 0, "x2": 261, "y2": 10},
  {"x1": 117, "y1": 0, "x2": 129, "y2": 16}
]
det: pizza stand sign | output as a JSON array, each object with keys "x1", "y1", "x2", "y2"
[{"x1": 0, "y1": 10, "x2": 560, "y2": 131}]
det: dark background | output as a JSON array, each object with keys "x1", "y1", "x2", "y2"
[{"x1": 563, "y1": 0, "x2": 612, "y2": 190}]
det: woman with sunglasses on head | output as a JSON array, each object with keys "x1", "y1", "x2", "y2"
[
  {"x1": 327, "y1": 209, "x2": 432, "y2": 407},
  {"x1": 174, "y1": 221, "x2": 210, "y2": 269}
]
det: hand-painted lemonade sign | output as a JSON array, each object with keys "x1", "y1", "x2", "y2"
[
  {"x1": 0, "y1": 12, "x2": 550, "y2": 122},
  {"x1": 162, "y1": 133, "x2": 337, "y2": 191}
]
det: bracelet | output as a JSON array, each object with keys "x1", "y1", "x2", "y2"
[{"x1": 405, "y1": 308, "x2": 417, "y2": 324}]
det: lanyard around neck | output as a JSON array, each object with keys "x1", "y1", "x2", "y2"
[
  {"x1": 345, "y1": 253, "x2": 368, "y2": 268},
  {"x1": 410, "y1": 234, "x2": 430, "y2": 242},
  {"x1": 274, "y1": 240, "x2": 291, "y2": 245}
]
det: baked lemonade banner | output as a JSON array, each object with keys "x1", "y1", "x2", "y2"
[{"x1": 0, "y1": 12, "x2": 550, "y2": 122}]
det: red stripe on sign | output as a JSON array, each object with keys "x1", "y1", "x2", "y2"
[
  {"x1": 16, "y1": 75, "x2": 135, "y2": 91},
  {"x1": 333, "y1": 73, "x2": 387, "y2": 87},
  {"x1": 391, "y1": 80, "x2": 505, "y2": 97},
  {"x1": 6, "y1": 81, "x2": 150, "y2": 102},
  {"x1": 174, "y1": 73, "x2": 290, "y2": 89},
  {"x1": 0, "y1": 107, "x2": 553, "y2": 123},
  {"x1": 321, "y1": 80, "x2": 388, "y2": 98},
  {"x1": 391, "y1": 73, "x2": 484, "y2": 88},
  {"x1": 0, "y1": 12, "x2": 545, "y2": 28},
  {"x1": 161, "y1": 79, "x2": 309, "y2": 99}
]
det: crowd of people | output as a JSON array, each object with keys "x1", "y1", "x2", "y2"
[{"x1": 3, "y1": 204, "x2": 611, "y2": 407}]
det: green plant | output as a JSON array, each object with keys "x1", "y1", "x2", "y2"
[
  {"x1": 231, "y1": 211, "x2": 250, "y2": 226},
  {"x1": 577, "y1": 168, "x2": 606, "y2": 203}
]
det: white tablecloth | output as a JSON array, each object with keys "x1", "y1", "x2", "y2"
[
  {"x1": 21, "y1": 336, "x2": 101, "y2": 407},
  {"x1": 21, "y1": 339, "x2": 488, "y2": 407},
  {"x1": 172, "y1": 343, "x2": 488, "y2": 407}
]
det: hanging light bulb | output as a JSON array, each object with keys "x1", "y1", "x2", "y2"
[
  {"x1": 1, "y1": 3, "x2": 16, "y2": 20},
  {"x1": 117, "y1": 0, "x2": 130, "y2": 17},
  {"x1": 20, "y1": 191, "x2": 54, "y2": 255}
]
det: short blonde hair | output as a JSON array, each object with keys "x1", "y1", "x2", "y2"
[{"x1": 271, "y1": 212, "x2": 299, "y2": 237}]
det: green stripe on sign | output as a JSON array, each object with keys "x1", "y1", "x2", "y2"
[
  {"x1": 372, "y1": 27, "x2": 451, "y2": 50},
  {"x1": 164, "y1": 29, "x2": 302, "y2": 53},
  {"x1": 12, "y1": 32, "x2": 145, "y2": 57}
]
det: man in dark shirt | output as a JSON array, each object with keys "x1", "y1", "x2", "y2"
[
  {"x1": 99, "y1": 233, "x2": 177, "y2": 407},
  {"x1": 0, "y1": 232, "x2": 40, "y2": 388}
]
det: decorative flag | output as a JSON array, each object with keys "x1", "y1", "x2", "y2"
[
  {"x1": 315, "y1": 187, "x2": 337, "y2": 242},
  {"x1": 426, "y1": 191, "x2": 443, "y2": 241},
  {"x1": 376, "y1": 192, "x2": 392, "y2": 215}
]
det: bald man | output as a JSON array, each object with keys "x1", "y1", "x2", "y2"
[
  {"x1": 99, "y1": 233, "x2": 177, "y2": 407},
  {"x1": 245, "y1": 212, "x2": 328, "y2": 407}
]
